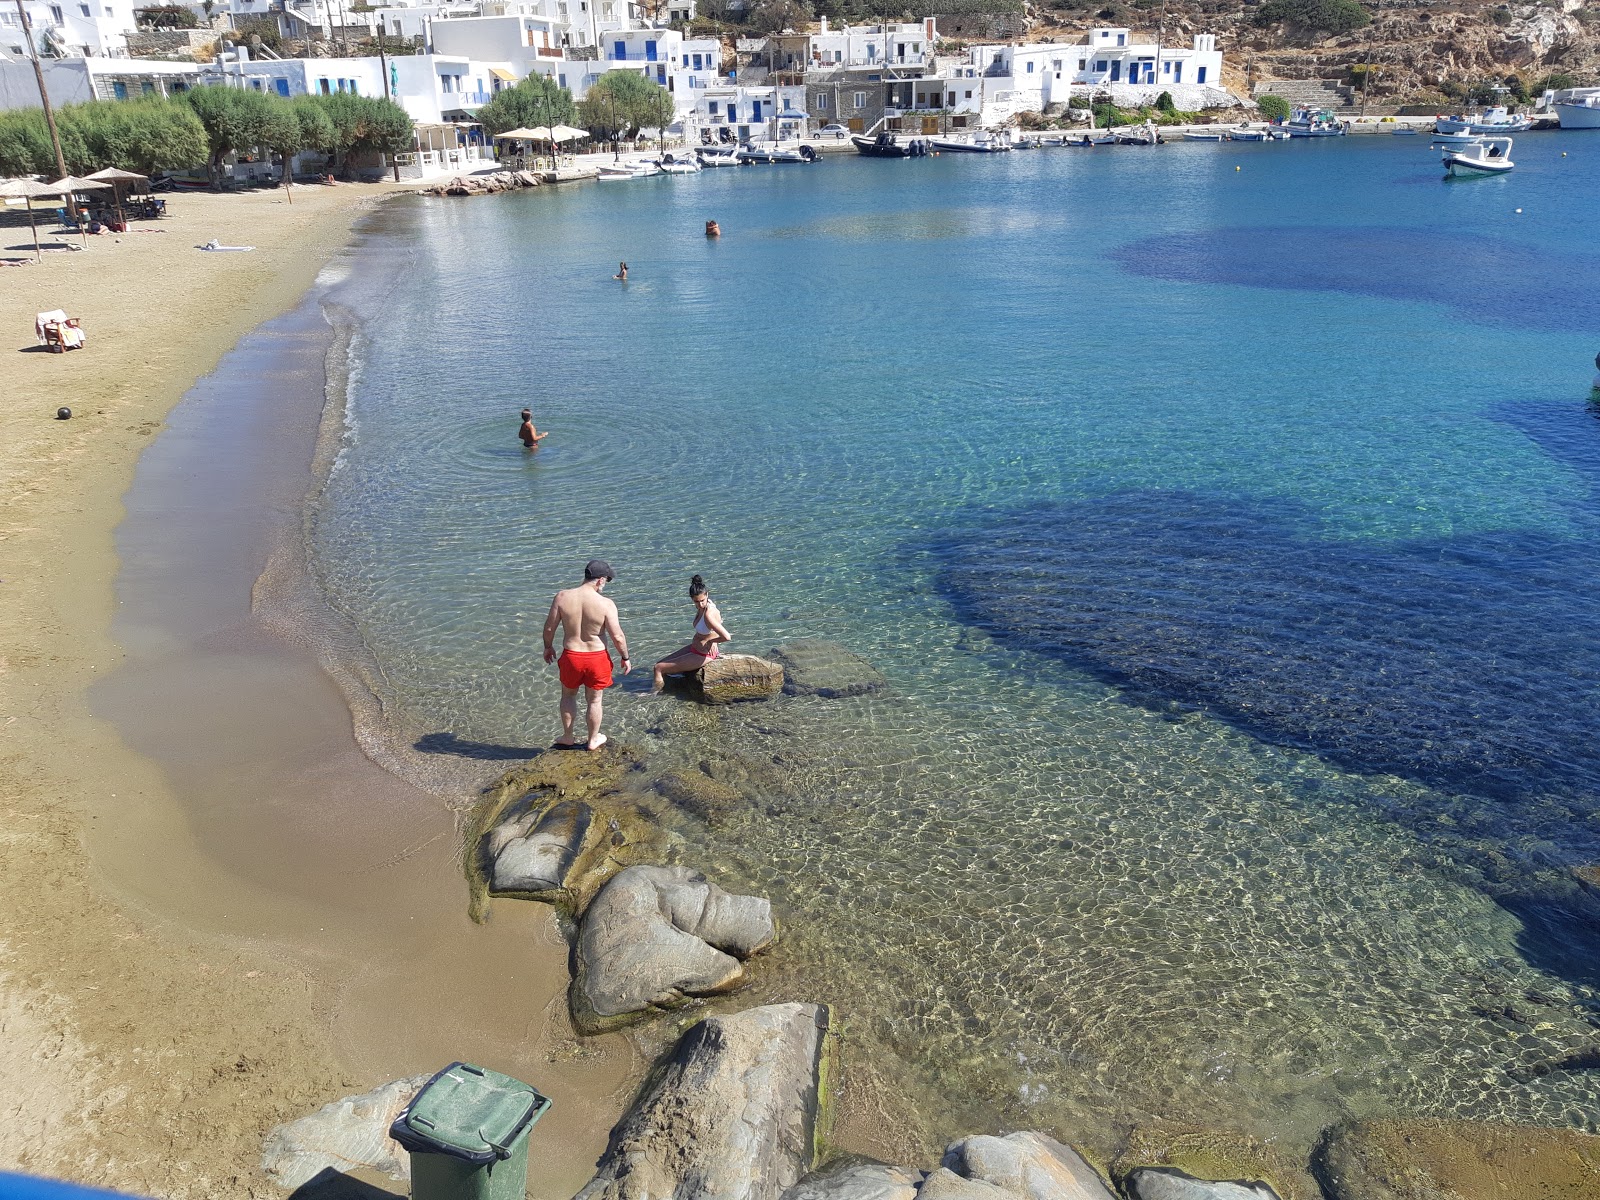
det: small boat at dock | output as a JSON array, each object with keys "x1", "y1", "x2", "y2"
[
  {"x1": 1435, "y1": 106, "x2": 1533, "y2": 135},
  {"x1": 736, "y1": 142, "x2": 819, "y2": 164},
  {"x1": 1286, "y1": 107, "x2": 1348, "y2": 136},
  {"x1": 597, "y1": 161, "x2": 663, "y2": 181},
  {"x1": 930, "y1": 130, "x2": 1012, "y2": 152},
  {"x1": 1228, "y1": 126, "x2": 1269, "y2": 141},
  {"x1": 695, "y1": 146, "x2": 740, "y2": 167},
  {"x1": 1183, "y1": 129, "x2": 1226, "y2": 141},
  {"x1": 851, "y1": 132, "x2": 930, "y2": 158}
]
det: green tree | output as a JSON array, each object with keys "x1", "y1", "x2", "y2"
[
  {"x1": 262, "y1": 93, "x2": 335, "y2": 188},
  {"x1": 311, "y1": 93, "x2": 413, "y2": 174},
  {"x1": 1253, "y1": 0, "x2": 1369, "y2": 37},
  {"x1": 578, "y1": 71, "x2": 674, "y2": 146},
  {"x1": 0, "y1": 108, "x2": 57, "y2": 176},
  {"x1": 1154, "y1": 89, "x2": 1176, "y2": 114},
  {"x1": 184, "y1": 84, "x2": 276, "y2": 186},
  {"x1": 0, "y1": 97, "x2": 206, "y2": 176},
  {"x1": 1255, "y1": 93, "x2": 1290, "y2": 122},
  {"x1": 474, "y1": 74, "x2": 577, "y2": 136}
]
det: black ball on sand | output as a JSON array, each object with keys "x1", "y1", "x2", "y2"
[{"x1": 56, "y1": 407, "x2": 71, "y2": 420}]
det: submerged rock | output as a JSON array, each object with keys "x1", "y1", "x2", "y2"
[
  {"x1": 771, "y1": 639, "x2": 887, "y2": 698},
  {"x1": 260, "y1": 1075, "x2": 430, "y2": 1189},
  {"x1": 483, "y1": 795, "x2": 591, "y2": 896},
  {"x1": 1315, "y1": 1118, "x2": 1600, "y2": 1200},
  {"x1": 937, "y1": 1133, "x2": 1117, "y2": 1200},
  {"x1": 573, "y1": 864, "x2": 776, "y2": 1030},
  {"x1": 576, "y1": 1002, "x2": 832, "y2": 1200},
  {"x1": 655, "y1": 768, "x2": 746, "y2": 824},
  {"x1": 1127, "y1": 1169, "x2": 1281, "y2": 1200},
  {"x1": 692, "y1": 653, "x2": 786, "y2": 703}
]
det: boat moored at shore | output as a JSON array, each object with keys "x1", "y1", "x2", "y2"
[
  {"x1": 851, "y1": 132, "x2": 931, "y2": 157},
  {"x1": 1435, "y1": 106, "x2": 1533, "y2": 135},
  {"x1": 1286, "y1": 107, "x2": 1349, "y2": 137},
  {"x1": 1554, "y1": 90, "x2": 1600, "y2": 129},
  {"x1": 1442, "y1": 135, "x2": 1515, "y2": 176}
]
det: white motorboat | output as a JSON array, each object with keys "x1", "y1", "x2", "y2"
[
  {"x1": 597, "y1": 161, "x2": 663, "y2": 181},
  {"x1": 696, "y1": 145, "x2": 741, "y2": 167},
  {"x1": 1555, "y1": 90, "x2": 1600, "y2": 129},
  {"x1": 1435, "y1": 106, "x2": 1533, "y2": 135},
  {"x1": 1228, "y1": 125, "x2": 1269, "y2": 141},
  {"x1": 1431, "y1": 130, "x2": 1484, "y2": 145},
  {"x1": 930, "y1": 130, "x2": 1013, "y2": 152},
  {"x1": 1442, "y1": 136, "x2": 1515, "y2": 176},
  {"x1": 657, "y1": 152, "x2": 700, "y2": 174},
  {"x1": 1183, "y1": 129, "x2": 1226, "y2": 141},
  {"x1": 1286, "y1": 107, "x2": 1347, "y2": 137},
  {"x1": 736, "y1": 141, "x2": 818, "y2": 163}
]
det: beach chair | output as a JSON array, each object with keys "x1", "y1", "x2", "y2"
[{"x1": 36, "y1": 309, "x2": 86, "y2": 353}]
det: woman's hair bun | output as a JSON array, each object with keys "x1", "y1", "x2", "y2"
[{"x1": 691, "y1": 574, "x2": 704, "y2": 587}]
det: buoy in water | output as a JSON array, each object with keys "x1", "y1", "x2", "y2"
[
  {"x1": 1236, "y1": 165, "x2": 1241, "y2": 171},
  {"x1": 1516, "y1": 208, "x2": 1523, "y2": 214},
  {"x1": 56, "y1": 407, "x2": 71, "y2": 420}
]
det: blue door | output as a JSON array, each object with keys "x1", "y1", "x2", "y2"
[
  {"x1": 645, "y1": 39, "x2": 656, "y2": 61},
  {"x1": 1173, "y1": 62, "x2": 1182, "y2": 82},
  {"x1": 752, "y1": 101, "x2": 762, "y2": 121},
  {"x1": 275, "y1": 78, "x2": 290, "y2": 96},
  {"x1": 614, "y1": 40, "x2": 625, "y2": 60},
  {"x1": 1110, "y1": 61, "x2": 1121, "y2": 82},
  {"x1": 1197, "y1": 66, "x2": 1207, "y2": 83}
]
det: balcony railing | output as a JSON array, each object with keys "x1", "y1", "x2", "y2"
[{"x1": 441, "y1": 89, "x2": 492, "y2": 106}]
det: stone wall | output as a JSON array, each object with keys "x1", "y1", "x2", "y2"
[{"x1": 125, "y1": 28, "x2": 215, "y2": 59}]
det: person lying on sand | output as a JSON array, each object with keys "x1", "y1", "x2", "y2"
[{"x1": 652, "y1": 574, "x2": 730, "y2": 693}]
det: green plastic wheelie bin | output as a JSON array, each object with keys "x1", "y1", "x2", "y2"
[{"x1": 389, "y1": 1062, "x2": 552, "y2": 1200}]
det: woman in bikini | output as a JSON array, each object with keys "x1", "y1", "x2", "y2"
[{"x1": 652, "y1": 575, "x2": 730, "y2": 692}]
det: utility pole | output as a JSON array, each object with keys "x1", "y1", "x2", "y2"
[
  {"x1": 1359, "y1": 0, "x2": 1381, "y2": 118},
  {"x1": 15, "y1": 0, "x2": 69, "y2": 186},
  {"x1": 1153, "y1": 0, "x2": 1167, "y2": 100}
]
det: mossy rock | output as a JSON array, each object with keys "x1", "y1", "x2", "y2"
[
  {"x1": 465, "y1": 745, "x2": 665, "y2": 922},
  {"x1": 1112, "y1": 1124, "x2": 1313, "y2": 1200},
  {"x1": 771, "y1": 639, "x2": 887, "y2": 699},
  {"x1": 655, "y1": 768, "x2": 746, "y2": 825},
  {"x1": 1313, "y1": 1119, "x2": 1600, "y2": 1200}
]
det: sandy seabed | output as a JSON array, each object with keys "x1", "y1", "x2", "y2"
[{"x1": 0, "y1": 183, "x2": 607, "y2": 1199}]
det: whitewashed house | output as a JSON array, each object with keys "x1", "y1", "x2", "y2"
[
  {"x1": 0, "y1": 0, "x2": 140, "y2": 58},
  {"x1": 769, "y1": 18, "x2": 934, "y2": 73},
  {"x1": 692, "y1": 81, "x2": 804, "y2": 143},
  {"x1": 0, "y1": 55, "x2": 199, "y2": 107}
]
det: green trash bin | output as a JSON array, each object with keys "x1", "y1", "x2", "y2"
[{"x1": 389, "y1": 1062, "x2": 552, "y2": 1200}]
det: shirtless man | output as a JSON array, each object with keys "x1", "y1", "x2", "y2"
[
  {"x1": 543, "y1": 560, "x2": 631, "y2": 751},
  {"x1": 518, "y1": 409, "x2": 549, "y2": 450}
]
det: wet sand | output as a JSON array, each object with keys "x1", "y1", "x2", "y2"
[{"x1": 0, "y1": 185, "x2": 637, "y2": 1197}]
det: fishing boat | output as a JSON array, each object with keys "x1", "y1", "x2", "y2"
[
  {"x1": 1113, "y1": 124, "x2": 1160, "y2": 146},
  {"x1": 1285, "y1": 106, "x2": 1348, "y2": 137},
  {"x1": 1555, "y1": 90, "x2": 1600, "y2": 129},
  {"x1": 850, "y1": 132, "x2": 930, "y2": 157},
  {"x1": 1066, "y1": 131, "x2": 1117, "y2": 146},
  {"x1": 735, "y1": 142, "x2": 818, "y2": 164},
  {"x1": 1228, "y1": 125, "x2": 1269, "y2": 141},
  {"x1": 597, "y1": 161, "x2": 663, "y2": 181},
  {"x1": 1442, "y1": 136, "x2": 1515, "y2": 176},
  {"x1": 930, "y1": 130, "x2": 1012, "y2": 152},
  {"x1": 1435, "y1": 106, "x2": 1533, "y2": 135},
  {"x1": 1183, "y1": 129, "x2": 1227, "y2": 141}
]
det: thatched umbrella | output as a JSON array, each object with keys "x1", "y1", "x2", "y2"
[
  {"x1": 48, "y1": 176, "x2": 112, "y2": 247},
  {"x1": 86, "y1": 167, "x2": 149, "y2": 227},
  {"x1": 0, "y1": 177, "x2": 69, "y2": 262}
]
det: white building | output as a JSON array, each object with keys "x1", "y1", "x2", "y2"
[
  {"x1": 0, "y1": 0, "x2": 141, "y2": 59},
  {"x1": 0, "y1": 54, "x2": 198, "y2": 107},
  {"x1": 691, "y1": 81, "x2": 803, "y2": 143},
  {"x1": 770, "y1": 18, "x2": 934, "y2": 73}
]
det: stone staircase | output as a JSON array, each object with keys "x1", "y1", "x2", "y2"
[{"x1": 1253, "y1": 78, "x2": 1358, "y2": 112}]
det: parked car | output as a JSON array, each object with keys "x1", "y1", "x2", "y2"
[{"x1": 816, "y1": 124, "x2": 850, "y2": 139}]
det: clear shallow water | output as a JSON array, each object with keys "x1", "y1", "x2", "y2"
[{"x1": 313, "y1": 138, "x2": 1600, "y2": 1156}]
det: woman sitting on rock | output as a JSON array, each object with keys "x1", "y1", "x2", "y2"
[{"x1": 652, "y1": 575, "x2": 730, "y2": 693}]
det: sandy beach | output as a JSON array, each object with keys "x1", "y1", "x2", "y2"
[{"x1": 0, "y1": 183, "x2": 591, "y2": 1198}]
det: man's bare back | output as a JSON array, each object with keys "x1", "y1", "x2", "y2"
[{"x1": 546, "y1": 586, "x2": 621, "y2": 653}]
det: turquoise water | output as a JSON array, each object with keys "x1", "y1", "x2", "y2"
[{"x1": 313, "y1": 138, "x2": 1600, "y2": 1156}]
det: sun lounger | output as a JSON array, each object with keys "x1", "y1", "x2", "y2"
[
  {"x1": 36, "y1": 309, "x2": 86, "y2": 352},
  {"x1": 199, "y1": 239, "x2": 255, "y2": 252}
]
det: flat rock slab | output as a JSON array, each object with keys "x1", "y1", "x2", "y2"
[
  {"x1": 577, "y1": 1002, "x2": 832, "y2": 1200},
  {"x1": 484, "y1": 794, "x2": 591, "y2": 896},
  {"x1": 261, "y1": 1075, "x2": 430, "y2": 1189},
  {"x1": 771, "y1": 640, "x2": 887, "y2": 698},
  {"x1": 792, "y1": 1134, "x2": 1115, "y2": 1200},
  {"x1": 786, "y1": 1161, "x2": 926, "y2": 1200},
  {"x1": 694, "y1": 653, "x2": 785, "y2": 703},
  {"x1": 573, "y1": 864, "x2": 775, "y2": 1030},
  {"x1": 1316, "y1": 1119, "x2": 1600, "y2": 1200},
  {"x1": 1127, "y1": 1169, "x2": 1281, "y2": 1200}
]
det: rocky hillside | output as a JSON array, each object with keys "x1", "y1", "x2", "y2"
[{"x1": 1026, "y1": 0, "x2": 1600, "y2": 106}]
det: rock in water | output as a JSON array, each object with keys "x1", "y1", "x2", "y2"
[
  {"x1": 786, "y1": 1161, "x2": 926, "y2": 1200},
  {"x1": 260, "y1": 1075, "x2": 431, "y2": 1189},
  {"x1": 1315, "y1": 1118, "x2": 1600, "y2": 1200},
  {"x1": 1127, "y1": 1170, "x2": 1281, "y2": 1200},
  {"x1": 693, "y1": 653, "x2": 785, "y2": 703},
  {"x1": 770, "y1": 640, "x2": 887, "y2": 698},
  {"x1": 934, "y1": 1133, "x2": 1117, "y2": 1200},
  {"x1": 484, "y1": 794, "x2": 591, "y2": 895},
  {"x1": 573, "y1": 864, "x2": 775, "y2": 1029},
  {"x1": 576, "y1": 1003, "x2": 832, "y2": 1200}
]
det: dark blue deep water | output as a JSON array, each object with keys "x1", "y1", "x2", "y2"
[{"x1": 314, "y1": 135, "x2": 1600, "y2": 1157}]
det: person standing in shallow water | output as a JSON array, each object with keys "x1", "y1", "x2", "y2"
[
  {"x1": 652, "y1": 575, "x2": 730, "y2": 693},
  {"x1": 544, "y1": 560, "x2": 631, "y2": 751},
  {"x1": 518, "y1": 409, "x2": 548, "y2": 450},
  {"x1": 614, "y1": 262, "x2": 628, "y2": 281}
]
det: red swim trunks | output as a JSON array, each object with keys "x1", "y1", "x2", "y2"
[{"x1": 558, "y1": 648, "x2": 614, "y2": 690}]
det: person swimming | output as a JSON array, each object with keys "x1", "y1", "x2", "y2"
[
  {"x1": 705, "y1": 220, "x2": 721, "y2": 238},
  {"x1": 614, "y1": 261, "x2": 628, "y2": 281},
  {"x1": 652, "y1": 574, "x2": 730, "y2": 693}
]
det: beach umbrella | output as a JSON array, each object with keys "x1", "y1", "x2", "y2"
[
  {"x1": 493, "y1": 126, "x2": 553, "y2": 140},
  {"x1": 87, "y1": 167, "x2": 148, "y2": 227},
  {"x1": 49, "y1": 176, "x2": 113, "y2": 247},
  {"x1": 549, "y1": 124, "x2": 590, "y2": 142},
  {"x1": 0, "y1": 177, "x2": 63, "y2": 262}
]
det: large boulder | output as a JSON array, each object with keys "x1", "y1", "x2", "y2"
[
  {"x1": 576, "y1": 1002, "x2": 833, "y2": 1200},
  {"x1": 483, "y1": 794, "x2": 591, "y2": 896},
  {"x1": 1126, "y1": 1170, "x2": 1281, "y2": 1200},
  {"x1": 260, "y1": 1075, "x2": 430, "y2": 1189},
  {"x1": 692, "y1": 653, "x2": 786, "y2": 704},
  {"x1": 935, "y1": 1133, "x2": 1117, "y2": 1200},
  {"x1": 573, "y1": 864, "x2": 776, "y2": 1030},
  {"x1": 770, "y1": 640, "x2": 887, "y2": 698},
  {"x1": 786, "y1": 1161, "x2": 926, "y2": 1200}
]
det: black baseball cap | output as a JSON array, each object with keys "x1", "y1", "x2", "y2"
[{"x1": 584, "y1": 559, "x2": 615, "y2": 582}]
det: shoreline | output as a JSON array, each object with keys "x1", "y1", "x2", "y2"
[{"x1": 0, "y1": 183, "x2": 634, "y2": 1197}]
